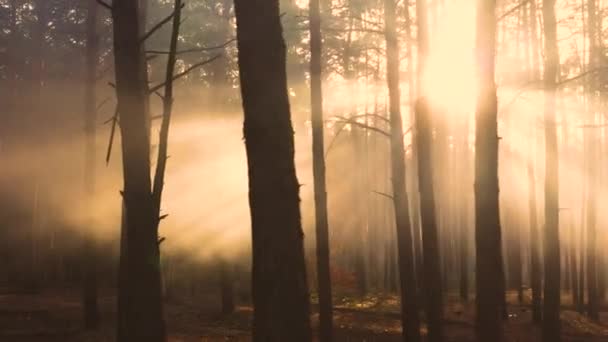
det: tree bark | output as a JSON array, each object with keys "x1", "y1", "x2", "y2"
[
  {"x1": 541, "y1": 0, "x2": 561, "y2": 339},
  {"x1": 413, "y1": 0, "x2": 444, "y2": 340},
  {"x1": 83, "y1": 0, "x2": 100, "y2": 330},
  {"x1": 310, "y1": 0, "x2": 333, "y2": 339},
  {"x1": 474, "y1": 0, "x2": 503, "y2": 340},
  {"x1": 528, "y1": 161, "x2": 542, "y2": 323},
  {"x1": 233, "y1": 0, "x2": 312, "y2": 340},
  {"x1": 385, "y1": 0, "x2": 421, "y2": 340},
  {"x1": 111, "y1": 0, "x2": 167, "y2": 340}
]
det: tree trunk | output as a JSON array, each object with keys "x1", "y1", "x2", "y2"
[
  {"x1": 111, "y1": 0, "x2": 166, "y2": 340},
  {"x1": 310, "y1": 0, "x2": 333, "y2": 339},
  {"x1": 570, "y1": 222, "x2": 580, "y2": 310},
  {"x1": 220, "y1": 260, "x2": 235, "y2": 315},
  {"x1": 528, "y1": 161, "x2": 542, "y2": 323},
  {"x1": 474, "y1": 0, "x2": 503, "y2": 340},
  {"x1": 83, "y1": 0, "x2": 100, "y2": 330},
  {"x1": 385, "y1": 0, "x2": 421, "y2": 340},
  {"x1": 413, "y1": 0, "x2": 444, "y2": 340},
  {"x1": 233, "y1": 0, "x2": 312, "y2": 340},
  {"x1": 541, "y1": 0, "x2": 561, "y2": 339}
]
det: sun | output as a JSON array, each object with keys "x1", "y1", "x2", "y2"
[{"x1": 422, "y1": 0, "x2": 477, "y2": 114}]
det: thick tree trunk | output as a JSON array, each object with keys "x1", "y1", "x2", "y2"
[
  {"x1": 474, "y1": 0, "x2": 503, "y2": 340},
  {"x1": 385, "y1": 0, "x2": 420, "y2": 340},
  {"x1": 83, "y1": 0, "x2": 100, "y2": 330},
  {"x1": 310, "y1": 0, "x2": 333, "y2": 339},
  {"x1": 541, "y1": 0, "x2": 561, "y2": 339},
  {"x1": 233, "y1": 0, "x2": 312, "y2": 340},
  {"x1": 111, "y1": 1, "x2": 166, "y2": 341}
]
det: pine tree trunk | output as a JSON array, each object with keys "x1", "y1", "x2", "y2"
[
  {"x1": 541, "y1": 0, "x2": 561, "y2": 339},
  {"x1": 233, "y1": 0, "x2": 312, "y2": 340},
  {"x1": 83, "y1": 0, "x2": 100, "y2": 330},
  {"x1": 111, "y1": 1, "x2": 166, "y2": 340},
  {"x1": 413, "y1": 1, "x2": 443, "y2": 339},
  {"x1": 219, "y1": 260, "x2": 235, "y2": 315},
  {"x1": 571, "y1": 222, "x2": 580, "y2": 309},
  {"x1": 385, "y1": 0, "x2": 420, "y2": 340},
  {"x1": 310, "y1": 0, "x2": 333, "y2": 338},
  {"x1": 528, "y1": 161, "x2": 542, "y2": 323},
  {"x1": 474, "y1": 0, "x2": 503, "y2": 339}
]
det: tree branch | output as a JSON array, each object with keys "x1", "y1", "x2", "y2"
[
  {"x1": 96, "y1": 0, "x2": 112, "y2": 10},
  {"x1": 139, "y1": 3, "x2": 185, "y2": 45},
  {"x1": 105, "y1": 106, "x2": 119, "y2": 165},
  {"x1": 556, "y1": 67, "x2": 608, "y2": 87},
  {"x1": 148, "y1": 55, "x2": 221, "y2": 94},
  {"x1": 372, "y1": 190, "x2": 394, "y2": 200},
  {"x1": 498, "y1": 0, "x2": 529, "y2": 22},
  {"x1": 332, "y1": 117, "x2": 390, "y2": 138},
  {"x1": 146, "y1": 38, "x2": 236, "y2": 55}
]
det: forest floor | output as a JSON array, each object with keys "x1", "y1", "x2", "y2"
[{"x1": 1, "y1": 288, "x2": 608, "y2": 341}]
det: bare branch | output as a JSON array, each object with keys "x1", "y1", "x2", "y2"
[
  {"x1": 95, "y1": 97, "x2": 111, "y2": 113},
  {"x1": 146, "y1": 38, "x2": 236, "y2": 55},
  {"x1": 325, "y1": 121, "x2": 348, "y2": 158},
  {"x1": 372, "y1": 190, "x2": 394, "y2": 200},
  {"x1": 346, "y1": 113, "x2": 390, "y2": 125},
  {"x1": 148, "y1": 55, "x2": 221, "y2": 94},
  {"x1": 105, "y1": 106, "x2": 119, "y2": 165},
  {"x1": 578, "y1": 123, "x2": 608, "y2": 129},
  {"x1": 139, "y1": 3, "x2": 185, "y2": 45},
  {"x1": 332, "y1": 117, "x2": 390, "y2": 138},
  {"x1": 557, "y1": 67, "x2": 608, "y2": 87},
  {"x1": 498, "y1": 0, "x2": 529, "y2": 22},
  {"x1": 96, "y1": 0, "x2": 112, "y2": 10}
]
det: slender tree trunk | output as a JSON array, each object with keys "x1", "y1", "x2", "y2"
[
  {"x1": 459, "y1": 121, "x2": 470, "y2": 302},
  {"x1": 233, "y1": 0, "x2": 312, "y2": 340},
  {"x1": 474, "y1": 0, "x2": 503, "y2": 340},
  {"x1": 585, "y1": 0, "x2": 600, "y2": 321},
  {"x1": 220, "y1": 260, "x2": 235, "y2": 315},
  {"x1": 83, "y1": 0, "x2": 100, "y2": 330},
  {"x1": 414, "y1": 1, "x2": 443, "y2": 340},
  {"x1": 310, "y1": 0, "x2": 333, "y2": 339},
  {"x1": 385, "y1": 0, "x2": 420, "y2": 340},
  {"x1": 570, "y1": 222, "x2": 580, "y2": 309},
  {"x1": 541, "y1": 0, "x2": 561, "y2": 339},
  {"x1": 528, "y1": 161, "x2": 542, "y2": 323}
]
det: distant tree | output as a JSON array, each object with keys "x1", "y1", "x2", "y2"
[
  {"x1": 310, "y1": 0, "x2": 333, "y2": 339},
  {"x1": 82, "y1": 0, "x2": 100, "y2": 330},
  {"x1": 585, "y1": 0, "x2": 600, "y2": 322},
  {"x1": 474, "y1": 0, "x2": 503, "y2": 340},
  {"x1": 541, "y1": 0, "x2": 561, "y2": 339},
  {"x1": 384, "y1": 0, "x2": 421, "y2": 340},
  {"x1": 233, "y1": 0, "x2": 312, "y2": 340},
  {"x1": 526, "y1": 0, "x2": 543, "y2": 323}
]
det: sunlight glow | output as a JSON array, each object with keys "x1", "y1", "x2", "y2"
[{"x1": 422, "y1": 0, "x2": 477, "y2": 114}]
